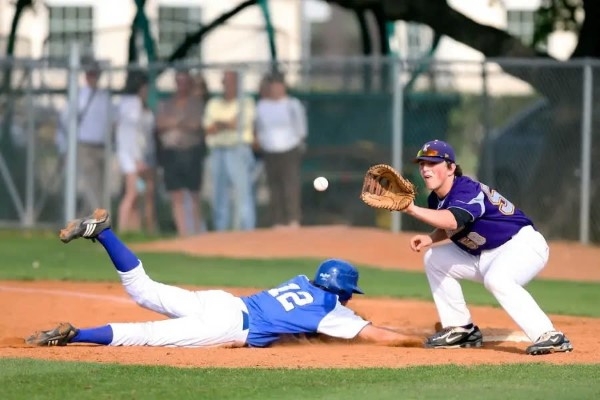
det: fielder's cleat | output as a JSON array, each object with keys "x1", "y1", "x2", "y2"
[
  {"x1": 25, "y1": 322, "x2": 79, "y2": 346},
  {"x1": 526, "y1": 331, "x2": 573, "y2": 355},
  {"x1": 425, "y1": 324, "x2": 483, "y2": 349},
  {"x1": 59, "y1": 208, "x2": 110, "y2": 243}
]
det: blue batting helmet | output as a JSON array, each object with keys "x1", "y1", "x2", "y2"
[{"x1": 313, "y1": 259, "x2": 364, "y2": 301}]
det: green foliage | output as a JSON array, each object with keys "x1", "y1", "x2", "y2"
[
  {"x1": 1, "y1": 232, "x2": 600, "y2": 316},
  {"x1": 1, "y1": 232, "x2": 599, "y2": 399},
  {"x1": 0, "y1": 359, "x2": 599, "y2": 400},
  {"x1": 534, "y1": 0, "x2": 583, "y2": 50},
  {"x1": 446, "y1": 94, "x2": 541, "y2": 176}
]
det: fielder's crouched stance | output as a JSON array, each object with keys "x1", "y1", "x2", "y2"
[
  {"x1": 361, "y1": 140, "x2": 574, "y2": 356},
  {"x1": 26, "y1": 209, "x2": 421, "y2": 349}
]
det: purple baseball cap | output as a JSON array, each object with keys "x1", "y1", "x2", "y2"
[{"x1": 413, "y1": 140, "x2": 456, "y2": 164}]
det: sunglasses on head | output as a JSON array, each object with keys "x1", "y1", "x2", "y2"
[
  {"x1": 416, "y1": 149, "x2": 441, "y2": 157},
  {"x1": 416, "y1": 148, "x2": 453, "y2": 162}
]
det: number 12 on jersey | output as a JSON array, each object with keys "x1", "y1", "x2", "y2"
[{"x1": 268, "y1": 284, "x2": 314, "y2": 311}]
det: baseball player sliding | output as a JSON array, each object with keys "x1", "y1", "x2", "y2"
[
  {"x1": 26, "y1": 209, "x2": 421, "y2": 349},
  {"x1": 361, "y1": 140, "x2": 573, "y2": 355}
]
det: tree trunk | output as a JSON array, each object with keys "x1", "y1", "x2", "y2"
[
  {"x1": 2, "y1": 0, "x2": 33, "y2": 148},
  {"x1": 571, "y1": 0, "x2": 600, "y2": 58},
  {"x1": 325, "y1": 0, "x2": 598, "y2": 240}
]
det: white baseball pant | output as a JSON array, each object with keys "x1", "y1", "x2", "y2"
[
  {"x1": 424, "y1": 225, "x2": 555, "y2": 342},
  {"x1": 108, "y1": 263, "x2": 249, "y2": 347}
]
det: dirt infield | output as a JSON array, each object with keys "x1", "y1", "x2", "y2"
[
  {"x1": 131, "y1": 226, "x2": 600, "y2": 282},
  {"x1": 1, "y1": 226, "x2": 599, "y2": 368}
]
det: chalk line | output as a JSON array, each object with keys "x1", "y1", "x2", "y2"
[{"x1": 0, "y1": 285, "x2": 133, "y2": 304}]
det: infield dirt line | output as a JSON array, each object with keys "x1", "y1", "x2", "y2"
[
  {"x1": 0, "y1": 284, "x2": 530, "y2": 343},
  {"x1": 0, "y1": 285, "x2": 132, "y2": 304}
]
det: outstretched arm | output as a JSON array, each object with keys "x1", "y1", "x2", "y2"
[
  {"x1": 403, "y1": 203, "x2": 458, "y2": 230},
  {"x1": 356, "y1": 324, "x2": 423, "y2": 347},
  {"x1": 314, "y1": 302, "x2": 423, "y2": 347}
]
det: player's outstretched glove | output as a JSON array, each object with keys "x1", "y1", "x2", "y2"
[{"x1": 360, "y1": 164, "x2": 416, "y2": 212}]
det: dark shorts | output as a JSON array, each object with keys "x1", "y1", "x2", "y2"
[{"x1": 161, "y1": 145, "x2": 205, "y2": 192}]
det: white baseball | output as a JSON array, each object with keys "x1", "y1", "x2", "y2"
[{"x1": 313, "y1": 177, "x2": 329, "y2": 191}]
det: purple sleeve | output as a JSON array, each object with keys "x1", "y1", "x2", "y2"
[{"x1": 446, "y1": 188, "x2": 486, "y2": 220}]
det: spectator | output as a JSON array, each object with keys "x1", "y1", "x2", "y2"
[
  {"x1": 155, "y1": 69, "x2": 205, "y2": 237},
  {"x1": 182, "y1": 71, "x2": 211, "y2": 234},
  {"x1": 249, "y1": 74, "x2": 271, "y2": 207},
  {"x1": 203, "y1": 70, "x2": 256, "y2": 231},
  {"x1": 55, "y1": 57, "x2": 114, "y2": 213},
  {"x1": 254, "y1": 73, "x2": 307, "y2": 229},
  {"x1": 115, "y1": 71, "x2": 157, "y2": 234},
  {"x1": 192, "y1": 72, "x2": 210, "y2": 103}
]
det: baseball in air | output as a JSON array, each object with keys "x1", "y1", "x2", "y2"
[{"x1": 313, "y1": 176, "x2": 329, "y2": 192}]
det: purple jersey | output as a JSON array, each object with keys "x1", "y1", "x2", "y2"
[{"x1": 427, "y1": 176, "x2": 533, "y2": 255}]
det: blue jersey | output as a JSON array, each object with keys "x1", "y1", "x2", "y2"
[
  {"x1": 240, "y1": 275, "x2": 369, "y2": 347},
  {"x1": 427, "y1": 176, "x2": 533, "y2": 255}
]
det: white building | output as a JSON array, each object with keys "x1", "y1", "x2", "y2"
[
  {"x1": 0, "y1": 0, "x2": 304, "y2": 90},
  {"x1": 0, "y1": 0, "x2": 578, "y2": 62},
  {"x1": 0, "y1": 0, "x2": 303, "y2": 63},
  {"x1": 0, "y1": 0, "x2": 579, "y2": 93}
]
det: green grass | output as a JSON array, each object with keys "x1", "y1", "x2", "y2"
[
  {"x1": 1, "y1": 233, "x2": 600, "y2": 317},
  {"x1": 0, "y1": 358, "x2": 598, "y2": 400},
  {"x1": 1, "y1": 232, "x2": 599, "y2": 398}
]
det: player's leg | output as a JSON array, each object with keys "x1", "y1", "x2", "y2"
[
  {"x1": 27, "y1": 293, "x2": 249, "y2": 348},
  {"x1": 424, "y1": 242, "x2": 482, "y2": 326},
  {"x1": 77, "y1": 144, "x2": 103, "y2": 211},
  {"x1": 225, "y1": 144, "x2": 256, "y2": 231},
  {"x1": 59, "y1": 209, "x2": 208, "y2": 318},
  {"x1": 262, "y1": 152, "x2": 286, "y2": 227},
  {"x1": 479, "y1": 226, "x2": 573, "y2": 354},
  {"x1": 281, "y1": 147, "x2": 302, "y2": 226},
  {"x1": 209, "y1": 148, "x2": 231, "y2": 231},
  {"x1": 109, "y1": 313, "x2": 247, "y2": 347},
  {"x1": 423, "y1": 242, "x2": 484, "y2": 348},
  {"x1": 121, "y1": 269, "x2": 201, "y2": 320}
]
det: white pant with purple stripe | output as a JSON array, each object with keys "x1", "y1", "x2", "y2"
[
  {"x1": 109, "y1": 264, "x2": 249, "y2": 347},
  {"x1": 424, "y1": 225, "x2": 554, "y2": 342}
]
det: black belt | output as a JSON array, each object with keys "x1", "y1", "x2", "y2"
[{"x1": 242, "y1": 310, "x2": 249, "y2": 330}]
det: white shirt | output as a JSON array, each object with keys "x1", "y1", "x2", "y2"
[
  {"x1": 255, "y1": 97, "x2": 307, "y2": 153},
  {"x1": 116, "y1": 95, "x2": 155, "y2": 171},
  {"x1": 317, "y1": 302, "x2": 371, "y2": 339},
  {"x1": 55, "y1": 85, "x2": 115, "y2": 153}
]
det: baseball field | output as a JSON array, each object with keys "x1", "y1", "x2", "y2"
[{"x1": 1, "y1": 226, "x2": 600, "y2": 399}]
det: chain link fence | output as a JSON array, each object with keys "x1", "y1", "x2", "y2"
[
  {"x1": 477, "y1": 60, "x2": 600, "y2": 244},
  {"x1": 0, "y1": 56, "x2": 598, "y2": 243}
]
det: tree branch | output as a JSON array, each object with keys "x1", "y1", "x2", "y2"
[
  {"x1": 167, "y1": 0, "x2": 258, "y2": 63},
  {"x1": 325, "y1": 0, "x2": 559, "y2": 96}
]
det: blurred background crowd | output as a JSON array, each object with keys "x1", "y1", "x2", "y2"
[
  {"x1": 55, "y1": 61, "x2": 308, "y2": 237},
  {"x1": 0, "y1": 0, "x2": 599, "y2": 242}
]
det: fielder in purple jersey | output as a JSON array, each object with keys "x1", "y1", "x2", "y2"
[
  {"x1": 403, "y1": 140, "x2": 573, "y2": 355},
  {"x1": 425, "y1": 176, "x2": 533, "y2": 255},
  {"x1": 25, "y1": 209, "x2": 421, "y2": 349}
]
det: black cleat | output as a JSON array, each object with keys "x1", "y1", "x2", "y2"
[
  {"x1": 59, "y1": 208, "x2": 111, "y2": 243},
  {"x1": 425, "y1": 325, "x2": 483, "y2": 349},
  {"x1": 26, "y1": 322, "x2": 79, "y2": 346},
  {"x1": 526, "y1": 331, "x2": 573, "y2": 355}
]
